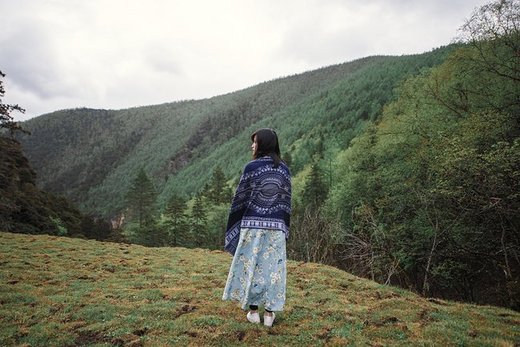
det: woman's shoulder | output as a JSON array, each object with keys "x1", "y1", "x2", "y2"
[
  {"x1": 279, "y1": 160, "x2": 291, "y2": 174},
  {"x1": 243, "y1": 157, "x2": 270, "y2": 172},
  {"x1": 244, "y1": 157, "x2": 290, "y2": 175}
]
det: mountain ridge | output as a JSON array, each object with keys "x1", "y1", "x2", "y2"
[{"x1": 18, "y1": 46, "x2": 456, "y2": 217}]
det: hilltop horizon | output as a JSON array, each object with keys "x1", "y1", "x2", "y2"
[
  {"x1": 17, "y1": 48, "x2": 449, "y2": 122},
  {"x1": 0, "y1": 0, "x2": 486, "y2": 121}
]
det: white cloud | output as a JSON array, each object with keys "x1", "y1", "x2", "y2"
[{"x1": 0, "y1": 0, "x2": 488, "y2": 121}]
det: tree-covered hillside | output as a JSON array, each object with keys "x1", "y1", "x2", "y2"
[
  {"x1": 0, "y1": 71, "x2": 116, "y2": 241},
  {"x1": 320, "y1": 0, "x2": 520, "y2": 309},
  {"x1": 19, "y1": 48, "x2": 455, "y2": 216},
  {"x1": 0, "y1": 136, "x2": 81, "y2": 235}
]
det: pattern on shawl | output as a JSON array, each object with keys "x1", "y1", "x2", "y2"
[{"x1": 225, "y1": 157, "x2": 291, "y2": 255}]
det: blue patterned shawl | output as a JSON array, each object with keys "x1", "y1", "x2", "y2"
[{"x1": 224, "y1": 156, "x2": 291, "y2": 255}]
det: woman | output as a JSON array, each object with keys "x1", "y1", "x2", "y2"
[{"x1": 222, "y1": 128, "x2": 291, "y2": 327}]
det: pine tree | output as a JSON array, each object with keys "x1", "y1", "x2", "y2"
[
  {"x1": 190, "y1": 192, "x2": 208, "y2": 246},
  {"x1": 207, "y1": 165, "x2": 230, "y2": 205},
  {"x1": 164, "y1": 194, "x2": 189, "y2": 246},
  {"x1": 125, "y1": 168, "x2": 164, "y2": 246},
  {"x1": 302, "y1": 162, "x2": 329, "y2": 208},
  {"x1": 126, "y1": 168, "x2": 157, "y2": 228}
]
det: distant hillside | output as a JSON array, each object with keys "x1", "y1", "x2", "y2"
[
  {"x1": 0, "y1": 231, "x2": 518, "y2": 346},
  {"x1": 18, "y1": 46, "x2": 457, "y2": 217}
]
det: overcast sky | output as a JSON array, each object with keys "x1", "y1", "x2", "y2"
[{"x1": 1, "y1": 0, "x2": 487, "y2": 121}]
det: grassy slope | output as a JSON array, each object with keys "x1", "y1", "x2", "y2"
[{"x1": 0, "y1": 232, "x2": 518, "y2": 346}]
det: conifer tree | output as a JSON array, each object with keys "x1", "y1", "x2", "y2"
[
  {"x1": 125, "y1": 168, "x2": 164, "y2": 246},
  {"x1": 207, "y1": 165, "x2": 230, "y2": 205},
  {"x1": 164, "y1": 194, "x2": 189, "y2": 246},
  {"x1": 302, "y1": 162, "x2": 329, "y2": 208},
  {"x1": 190, "y1": 192, "x2": 208, "y2": 246},
  {"x1": 126, "y1": 168, "x2": 157, "y2": 227}
]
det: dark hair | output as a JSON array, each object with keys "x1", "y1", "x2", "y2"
[{"x1": 251, "y1": 128, "x2": 281, "y2": 167}]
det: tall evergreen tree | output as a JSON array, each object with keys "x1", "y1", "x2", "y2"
[
  {"x1": 302, "y1": 162, "x2": 328, "y2": 208},
  {"x1": 125, "y1": 168, "x2": 164, "y2": 246},
  {"x1": 126, "y1": 168, "x2": 157, "y2": 227},
  {"x1": 163, "y1": 194, "x2": 189, "y2": 246},
  {"x1": 207, "y1": 165, "x2": 230, "y2": 205},
  {"x1": 190, "y1": 192, "x2": 208, "y2": 246}
]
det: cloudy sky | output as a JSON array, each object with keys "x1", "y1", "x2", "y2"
[{"x1": 1, "y1": 0, "x2": 487, "y2": 121}]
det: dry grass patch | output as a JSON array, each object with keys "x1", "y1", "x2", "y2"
[{"x1": 1, "y1": 231, "x2": 519, "y2": 346}]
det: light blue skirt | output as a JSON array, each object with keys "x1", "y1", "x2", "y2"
[{"x1": 222, "y1": 228, "x2": 287, "y2": 311}]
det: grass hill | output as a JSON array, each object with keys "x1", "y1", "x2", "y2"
[
  {"x1": 17, "y1": 46, "x2": 456, "y2": 217},
  {"x1": 0, "y1": 231, "x2": 518, "y2": 346}
]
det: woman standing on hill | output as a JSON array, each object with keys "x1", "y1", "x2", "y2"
[{"x1": 222, "y1": 128, "x2": 291, "y2": 327}]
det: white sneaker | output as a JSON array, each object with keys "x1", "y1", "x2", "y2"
[
  {"x1": 263, "y1": 312, "x2": 275, "y2": 327},
  {"x1": 246, "y1": 311, "x2": 260, "y2": 324}
]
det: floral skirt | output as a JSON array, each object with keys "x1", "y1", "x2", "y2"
[{"x1": 222, "y1": 228, "x2": 287, "y2": 311}]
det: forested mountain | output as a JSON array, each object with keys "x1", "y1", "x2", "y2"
[
  {"x1": 18, "y1": 48, "x2": 455, "y2": 216},
  {"x1": 14, "y1": 0, "x2": 520, "y2": 309}
]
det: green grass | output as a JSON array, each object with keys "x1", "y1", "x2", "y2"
[{"x1": 0, "y1": 232, "x2": 519, "y2": 346}]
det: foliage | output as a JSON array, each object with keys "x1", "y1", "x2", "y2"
[
  {"x1": 206, "y1": 165, "x2": 232, "y2": 205},
  {"x1": 189, "y1": 193, "x2": 209, "y2": 247},
  {"x1": 0, "y1": 77, "x2": 86, "y2": 237},
  {"x1": 79, "y1": 214, "x2": 121, "y2": 241},
  {"x1": 204, "y1": 204, "x2": 228, "y2": 250},
  {"x1": 0, "y1": 71, "x2": 28, "y2": 137},
  {"x1": 325, "y1": 0, "x2": 520, "y2": 308},
  {"x1": 301, "y1": 161, "x2": 328, "y2": 208},
  {"x1": 162, "y1": 194, "x2": 189, "y2": 247},
  {"x1": 288, "y1": 206, "x2": 340, "y2": 264},
  {"x1": 50, "y1": 216, "x2": 68, "y2": 236},
  {"x1": 122, "y1": 166, "x2": 232, "y2": 249},
  {"x1": 124, "y1": 169, "x2": 165, "y2": 246},
  {"x1": 125, "y1": 221, "x2": 167, "y2": 247},
  {"x1": 126, "y1": 169, "x2": 158, "y2": 228}
]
